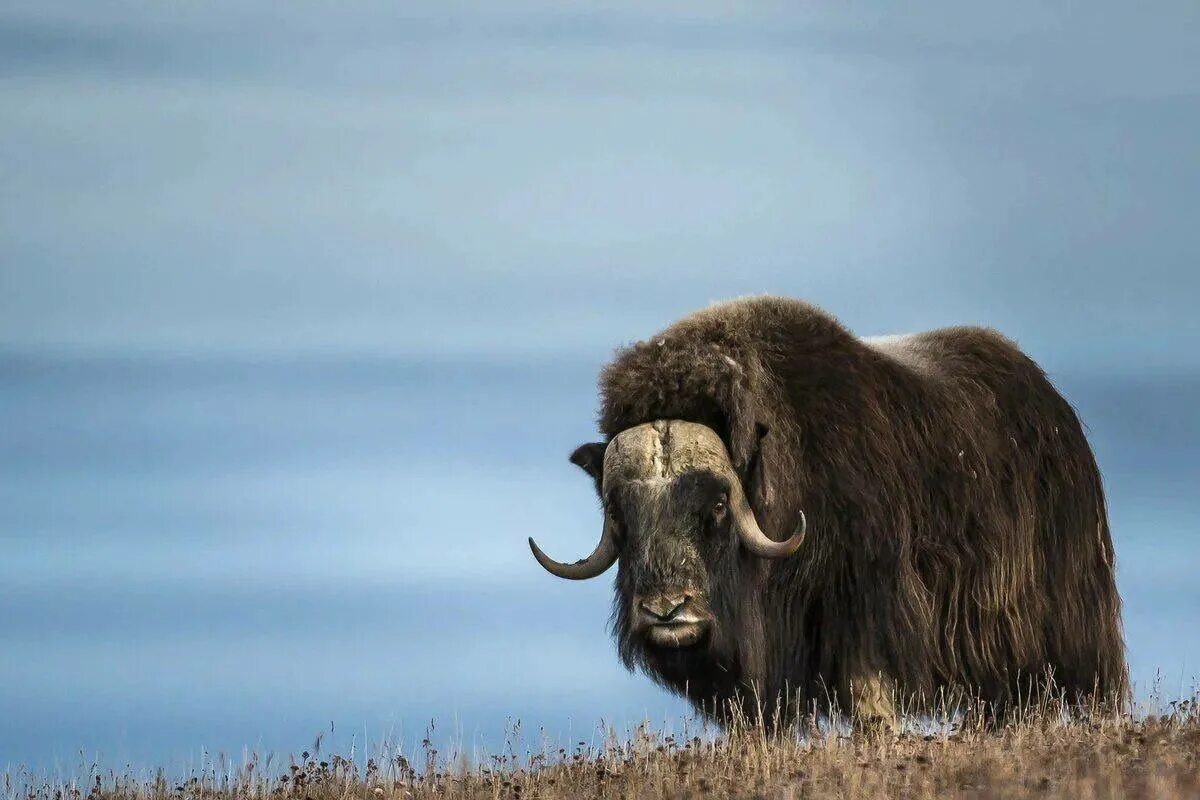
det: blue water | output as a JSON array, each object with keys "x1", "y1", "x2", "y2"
[{"x1": 1, "y1": 355, "x2": 1196, "y2": 773}]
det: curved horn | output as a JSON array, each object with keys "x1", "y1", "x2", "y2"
[
  {"x1": 730, "y1": 485, "x2": 805, "y2": 558},
  {"x1": 528, "y1": 514, "x2": 619, "y2": 580}
]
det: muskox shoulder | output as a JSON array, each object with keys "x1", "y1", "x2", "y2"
[
  {"x1": 864, "y1": 326, "x2": 1029, "y2": 382},
  {"x1": 862, "y1": 332, "x2": 942, "y2": 378}
]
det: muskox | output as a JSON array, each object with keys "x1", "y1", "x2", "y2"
[{"x1": 529, "y1": 296, "x2": 1127, "y2": 724}]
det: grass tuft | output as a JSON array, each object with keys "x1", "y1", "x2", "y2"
[{"x1": 8, "y1": 693, "x2": 1199, "y2": 800}]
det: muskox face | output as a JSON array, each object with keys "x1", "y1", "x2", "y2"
[{"x1": 529, "y1": 420, "x2": 804, "y2": 664}]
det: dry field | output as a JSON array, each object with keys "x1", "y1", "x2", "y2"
[{"x1": 10, "y1": 695, "x2": 1199, "y2": 800}]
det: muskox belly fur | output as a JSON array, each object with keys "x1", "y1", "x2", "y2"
[{"x1": 593, "y1": 296, "x2": 1127, "y2": 721}]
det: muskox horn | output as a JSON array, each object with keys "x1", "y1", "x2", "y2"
[
  {"x1": 730, "y1": 485, "x2": 805, "y2": 558},
  {"x1": 528, "y1": 514, "x2": 619, "y2": 580}
]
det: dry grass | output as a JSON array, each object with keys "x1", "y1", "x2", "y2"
[{"x1": 9, "y1": 695, "x2": 1199, "y2": 800}]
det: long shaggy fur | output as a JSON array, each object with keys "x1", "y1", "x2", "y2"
[{"x1": 596, "y1": 296, "x2": 1127, "y2": 717}]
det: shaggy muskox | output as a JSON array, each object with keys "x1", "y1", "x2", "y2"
[{"x1": 529, "y1": 296, "x2": 1127, "y2": 724}]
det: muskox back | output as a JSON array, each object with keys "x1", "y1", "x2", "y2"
[{"x1": 598, "y1": 296, "x2": 1127, "y2": 714}]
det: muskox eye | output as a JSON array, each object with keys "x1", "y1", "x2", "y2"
[{"x1": 712, "y1": 495, "x2": 728, "y2": 516}]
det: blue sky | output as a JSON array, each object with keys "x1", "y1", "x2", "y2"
[{"x1": 3, "y1": 2, "x2": 1199, "y2": 370}]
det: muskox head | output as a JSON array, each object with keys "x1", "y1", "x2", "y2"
[{"x1": 529, "y1": 420, "x2": 804, "y2": 679}]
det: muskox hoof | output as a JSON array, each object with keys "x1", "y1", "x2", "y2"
[{"x1": 856, "y1": 713, "x2": 900, "y2": 740}]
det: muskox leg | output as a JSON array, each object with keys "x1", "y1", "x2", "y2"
[{"x1": 850, "y1": 673, "x2": 898, "y2": 736}]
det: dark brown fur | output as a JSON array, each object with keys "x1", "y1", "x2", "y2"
[{"x1": 592, "y1": 296, "x2": 1127, "y2": 719}]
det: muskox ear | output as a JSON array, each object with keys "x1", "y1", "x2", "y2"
[{"x1": 569, "y1": 442, "x2": 606, "y2": 496}]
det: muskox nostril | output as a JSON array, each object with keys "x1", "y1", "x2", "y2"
[{"x1": 640, "y1": 594, "x2": 688, "y2": 622}]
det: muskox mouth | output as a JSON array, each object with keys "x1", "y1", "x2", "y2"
[{"x1": 644, "y1": 619, "x2": 709, "y2": 648}]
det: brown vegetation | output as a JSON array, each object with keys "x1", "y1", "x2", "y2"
[{"x1": 12, "y1": 695, "x2": 1198, "y2": 800}]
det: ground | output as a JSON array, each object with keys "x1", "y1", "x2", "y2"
[{"x1": 13, "y1": 697, "x2": 1200, "y2": 800}]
